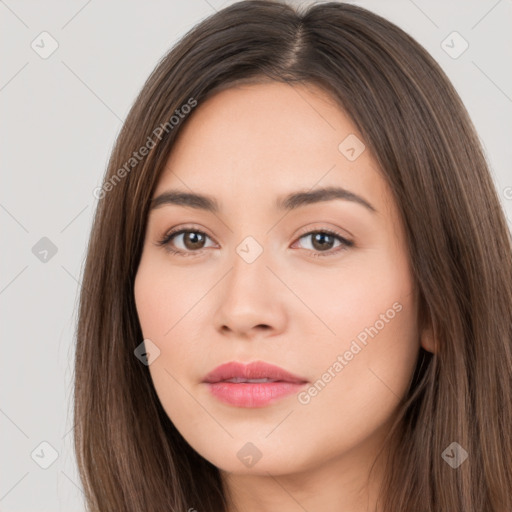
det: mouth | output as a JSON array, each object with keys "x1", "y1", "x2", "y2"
[{"x1": 202, "y1": 361, "x2": 308, "y2": 408}]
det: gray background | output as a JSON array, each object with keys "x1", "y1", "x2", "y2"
[{"x1": 1, "y1": 0, "x2": 511, "y2": 510}]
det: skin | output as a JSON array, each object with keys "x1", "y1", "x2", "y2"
[{"x1": 134, "y1": 81, "x2": 435, "y2": 512}]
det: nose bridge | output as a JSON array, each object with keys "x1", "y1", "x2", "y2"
[
  {"x1": 226, "y1": 233, "x2": 271, "y2": 300},
  {"x1": 214, "y1": 232, "x2": 286, "y2": 335}
]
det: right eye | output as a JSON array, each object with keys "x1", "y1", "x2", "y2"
[{"x1": 156, "y1": 228, "x2": 217, "y2": 256}]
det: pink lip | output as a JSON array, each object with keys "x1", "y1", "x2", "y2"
[{"x1": 203, "y1": 361, "x2": 308, "y2": 408}]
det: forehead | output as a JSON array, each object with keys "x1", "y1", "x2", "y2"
[{"x1": 153, "y1": 81, "x2": 394, "y2": 220}]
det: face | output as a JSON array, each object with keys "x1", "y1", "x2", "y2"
[{"x1": 134, "y1": 81, "x2": 431, "y2": 477}]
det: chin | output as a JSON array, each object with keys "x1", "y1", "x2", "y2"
[{"x1": 190, "y1": 439, "x2": 313, "y2": 476}]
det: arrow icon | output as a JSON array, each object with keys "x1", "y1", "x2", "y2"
[
  {"x1": 135, "y1": 339, "x2": 160, "y2": 365},
  {"x1": 236, "y1": 236, "x2": 263, "y2": 263},
  {"x1": 31, "y1": 441, "x2": 59, "y2": 468},
  {"x1": 441, "y1": 441, "x2": 468, "y2": 468},
  {"x1": 440, "y1": 32, "x2": 468, "y2": 59},
  {"x1": 237, "y1": 441, "x2": 263, "y2": 467},
  {"x1": 32, "y1": 237, "x2": 58, "y2": 262},
  {"x1": 31, "y1": 31, "x2": 59, "y2": 60},
  {"x1": 339, "y1": 134, "x2": 365, "y2": 161}
]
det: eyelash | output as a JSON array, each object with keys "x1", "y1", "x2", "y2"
[{"x1": 155, "y1": 225, "x2": 354, "y2": 259}]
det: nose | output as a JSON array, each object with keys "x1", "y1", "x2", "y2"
[{"x1": 213, "y1": 245, "x2": 288, "y2": 340}]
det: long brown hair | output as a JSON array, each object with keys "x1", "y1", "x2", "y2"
[{"x1": 74, "y1": 1, "x2": 512, "y2": 510}]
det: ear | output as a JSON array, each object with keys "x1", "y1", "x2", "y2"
[
  {"x1": 419, "y1": 322, "x2": 437, "y2": 354},
  {"x1": 417, "y1": 295, "x2": 437, "y2": 354}
]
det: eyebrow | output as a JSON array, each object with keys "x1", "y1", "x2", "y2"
[{"x1": 150, "y1": 186, "x2": 377, "y2": 213}]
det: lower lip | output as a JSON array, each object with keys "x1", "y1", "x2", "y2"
[{"x1": 205, "y1": 381, "x2": 306, "y2": 407}]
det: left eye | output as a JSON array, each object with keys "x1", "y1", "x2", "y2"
[
  {"x1": 294, "y1": 230, "x2": 352, "y2": 255},
  {"x1": 156, "y1": 228, "x2": 353, "y2": 257}
]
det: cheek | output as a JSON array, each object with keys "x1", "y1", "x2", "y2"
[
  {"x1": 133, "y1": 257, "x2": 206, "y2": 421},
  {"x1": 286, "y1": 244, "x2": 416, "y2": 353},
  {"x1": 133, "y1": 263, "x2": 171, "y2": 341},
  {"x1": 295, "y1": 238, "x2": 419, "y2": 401},
  {"x1": 292, "y1": 277, "x2": 419, "y2": 459},
  {"x1": 134, "y1": 254, "x2": 205, "y2": 340},
  {"x1": 133, "y1": 254, "x2": 214, "y2": 389}
]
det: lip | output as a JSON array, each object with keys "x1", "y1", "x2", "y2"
[{"x1": 203, "y1": 361, "x2": 308, "y2": 408}]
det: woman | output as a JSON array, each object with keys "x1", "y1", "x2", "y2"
[{"x1": 74, "y1": 1, "x2": 512, "y2": 510}]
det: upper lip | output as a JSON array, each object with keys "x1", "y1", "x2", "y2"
[{"x1": 203, "y1": 361, "x2": 308, "y2": 384}]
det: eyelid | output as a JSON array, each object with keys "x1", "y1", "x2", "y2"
[{"x1": 293, "y1": 222, "x2": 353, "y2": 241}]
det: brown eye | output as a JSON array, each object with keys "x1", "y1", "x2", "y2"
[
  {"x1": 180, "y1": 231, "x2": 207, "y2": 250},
  {"x1": 294, "y1": 229, "x2": 354, "y2": 258},
  {"x1": 157, "y1": 228, "x2": 216, "y2": 256},
  {"x1": 310, "y1": 232, "x2": 336, "y2": 251}
]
